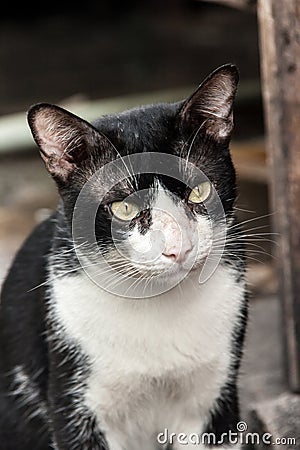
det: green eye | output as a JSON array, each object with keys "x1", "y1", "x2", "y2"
[
  {"x1": 188, "y1": 181, "x2": 211, "y2": 204},
  {"x1": 110, "y1": 200, "x2": 139, "y2": 221}
]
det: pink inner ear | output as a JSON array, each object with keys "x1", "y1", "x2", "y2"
[
  {"x1": 39, "y1": 134, "x2": 66, "y2": 159},
  {"x1": 181, "y1": 66, "x2": 238, "y2": 126},
  {"x1": 31, "y1": 108, "x2": 84, "y2": 181},
  {"x1": 45, "y1": 155, "x2": 75, "y2": 182},
  {"x1": 204, "y1": 117, "x2": 234, "y2": 142},
  {"x1": 196, "y1": 76, "x2": 235, "y2": 119},
  {"x1": 34, "y1": 111, "x2": 72, "y2": 157}
]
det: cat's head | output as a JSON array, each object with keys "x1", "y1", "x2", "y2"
[{"x1": 28, "y1": 64, "x2": 239, "y2": 296}]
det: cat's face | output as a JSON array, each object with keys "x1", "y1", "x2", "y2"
[{"x1": 28, "y1": 64, "x2": 239, "y2": 296}]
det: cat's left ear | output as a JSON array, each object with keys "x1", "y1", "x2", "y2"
[
  {"x1": 27, "y1": 103, "x2": 109, "y2": 183},
  {"x1": 179, "y1": 64, "x2": 239, "y2": 141}
]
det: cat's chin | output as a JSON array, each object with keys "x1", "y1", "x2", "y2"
[{"x1": 133, "y1": 256, "x2": 207, "y2": 282}]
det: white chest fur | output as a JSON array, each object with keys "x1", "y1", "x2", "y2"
[{"x1": 51, "y1": 265, "x2": 244, "y2": 450}]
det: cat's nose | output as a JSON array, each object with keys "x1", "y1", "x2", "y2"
[{"x1": 162, "y1": 241, "x2": 192, "y2": 263}]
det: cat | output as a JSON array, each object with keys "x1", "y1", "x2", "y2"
[{"x1": 0, "y1": 64, "x2": 247, "y2": 450}]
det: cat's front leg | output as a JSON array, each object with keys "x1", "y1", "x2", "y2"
[
  {"x1": 49, "y1": 389, "x2": 109, "y2": 450},
  {"x1": 170, "y1": 387, "x2": 243, "y2": 450},
  {"x1": 49, "y1": 387, "x2": 110, "y2": 450},
  {"x1": 47, "y1": 336, "x2": 109, "y2": 449}
]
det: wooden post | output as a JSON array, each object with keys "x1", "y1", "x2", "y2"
[{"x1": 257, "y1": 0, "x2": 300, "y2": 393}]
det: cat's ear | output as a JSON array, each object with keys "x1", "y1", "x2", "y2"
[
  {"x1": 27, "y1": 103, "x2": 105, "y2": 182},
  {"x1": 179, "y1": 64, "x2": 239, "y2": 141}
]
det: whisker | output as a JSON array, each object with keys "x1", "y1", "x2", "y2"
[
  {"x1": 233, "y1": 206, "x2": 257, "y2": 214},
  {"x1": 228, "y1": 212, "x2": 276, "y2": 230},
  {"x1": 211, "y1": 251, "x2": 263, "y2": 265},
  {"x1": 26, "y1": 262, "x2": 100, "y2": 292},
  {"x1": 184, "y1": 125, "x2": 204, "y2": 171},
  {"x1": 213, "y1": 234, "x2": 279, "y2": 247},
  {"x1": 98, "y1": 132, "x2": 138, "y2": 191}
]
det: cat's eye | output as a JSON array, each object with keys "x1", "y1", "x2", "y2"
[
  {"x1": 188, "y1": 181, "x2": 211, "y2": 204},
  {"x1": 110, "y1": 200, "x2": 139, "y2": 221}
]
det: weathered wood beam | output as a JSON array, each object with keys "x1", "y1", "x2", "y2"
[{"x1": 257, "y1": 0, "x2": 300, "y2": 393}]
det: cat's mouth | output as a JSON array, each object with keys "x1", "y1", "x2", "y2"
[
  {"x1": 95, "y1": 245, "x2": 210, "y2": 294},
  {"x1": 112, "y1": 254, "x2": 207, "y2": 279},
  {"x1": 83, "y1": 249, "x2": 211, "y2": 297}
]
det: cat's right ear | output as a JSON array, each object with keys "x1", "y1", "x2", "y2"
[{"x1": 27, "y1": 103, "x2": 108, "y2": 183}]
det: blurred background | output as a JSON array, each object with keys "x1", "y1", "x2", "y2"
[{"x1": 2, "y1": 1, "x2": 299, "y2": 445}]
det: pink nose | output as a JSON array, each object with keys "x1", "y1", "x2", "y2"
[{"x1": 162, "y1": 242, "x2": 192, "y2": 263}]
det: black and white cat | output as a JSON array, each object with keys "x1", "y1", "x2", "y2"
[{"x1": 0, "y1": 64, "x2": 247, "y2": 450}]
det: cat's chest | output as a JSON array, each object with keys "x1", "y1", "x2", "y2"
[{"x1": 50, "y1": 266, "x2": 244, "y2": 449}]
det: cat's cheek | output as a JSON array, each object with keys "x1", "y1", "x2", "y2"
[
  {"x1": 127, "y1": 226, "x2": 153, "y2": 256},
  {"x1": 194, "y1": 215, "x2": 214, "y2": 260},
  {"x1": 125, "y1": 225, "x2": 185, "y2": 270}
]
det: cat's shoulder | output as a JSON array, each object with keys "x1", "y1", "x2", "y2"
[{"x1": 0, "y1": 212, "x2": 58, "y2": 314}]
